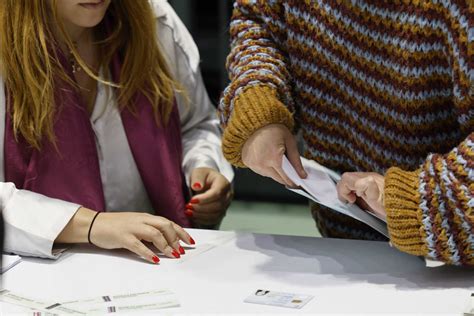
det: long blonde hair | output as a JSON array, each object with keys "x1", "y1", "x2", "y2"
[{"x1": 0, "y1": 0, "x2": 177, "y2": 149}]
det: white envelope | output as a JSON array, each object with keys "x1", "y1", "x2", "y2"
[{"x1": 282, "y1": 156, "x2": 389, "y2": 237}]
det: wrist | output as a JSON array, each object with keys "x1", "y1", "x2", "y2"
[
  {"x1": 222, "y1": 85, "x2": 294, "y2": 167},
  {"x1": 56, "y1": 207, "x2": 97, "y2": 244},
  {"x1": 88, "y1": 211, "x2": 101, "y2": 245}
]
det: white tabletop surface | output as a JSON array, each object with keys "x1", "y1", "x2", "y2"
[{"x1": 1, "y1": 228, "x2": 473, "y2": 314}]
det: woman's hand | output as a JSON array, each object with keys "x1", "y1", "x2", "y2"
[
  {"x1": 185, "y1": 167, "x2": 232, "y2": 227},
  {"x1": 336, "y1": 172, "x2": 386, "y2": 220},
  {"x1": 242, "y1": 124, "x2": 307, "y2": 187},
  {"x1": 57, "y1": 208, "x2": 195, "y2": 264}
]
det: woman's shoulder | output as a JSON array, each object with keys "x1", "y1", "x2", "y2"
[{"x1": 148, "y1": 0, "x2": 200, "y2": 73}]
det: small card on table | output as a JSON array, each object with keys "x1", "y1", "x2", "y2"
[{"x1": 244, "y1": 289, "x2": 313, "y2": 309}]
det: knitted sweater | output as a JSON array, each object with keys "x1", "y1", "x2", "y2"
[{"x1": 219, "y1": 0, "x2": 474, "y2": 265}]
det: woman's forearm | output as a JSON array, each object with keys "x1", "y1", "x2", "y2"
[{"x1": 56, "y1": 207, "x2": 97, "y2": 244}]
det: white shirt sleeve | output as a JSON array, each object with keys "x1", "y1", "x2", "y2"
[
  {"x1": 0, "y1": 77, "x2": 80, "y2": 259},
  {"x1": 153, "y1": 0, "x2": 234, "y2": 186},
  {"x1": 2, "y1": 184, "x2": 80, "y2": 259}
]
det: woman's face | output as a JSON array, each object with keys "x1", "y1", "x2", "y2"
[{"x1": 54, "y1": 0, "x2": 112, "y2": 29}]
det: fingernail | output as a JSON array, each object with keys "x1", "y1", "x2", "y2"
[
  {"x1": 190, "y1": 198, "x2": 200, "y2": 204},
  {"x1": 152, "y1": 256, "x2": 160, "y2": 264},
  {"x1": 186, "y1": 203, "x2": 194, "y2": 210},
  {"x1": 172, "y1": 250, "x2": 181, "y2": 258},
  {"x1": 185, "y1": 209, "x2": 193, "y2": 217},
  {"x1": 179, "y1": 246, "x2": 185, "y2": 255},
  {"x1": 193, "y1": 182, "x2": 202, "y2": 190},
  {"x1": 189, "y1": 237, "x2": 195, "y2": 245}
]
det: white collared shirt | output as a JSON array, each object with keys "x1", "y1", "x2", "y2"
[{"x1": 0, "y1": 0, "x2": 233, "y2": 258}]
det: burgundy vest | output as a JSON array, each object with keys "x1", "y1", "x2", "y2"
[{"x1": 3, "y1": 48, "x2": 191, "y2": 227}]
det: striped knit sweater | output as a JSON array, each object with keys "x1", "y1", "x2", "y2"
[{"x1": 219, "y1": 0, "x2": 474, "y2": 265}]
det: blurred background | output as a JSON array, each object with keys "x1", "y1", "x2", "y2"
[{"x1": 168, "y1": 0, "x2": 319, "y2": 237}]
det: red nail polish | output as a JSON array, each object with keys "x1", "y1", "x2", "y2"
[
  {"x1": 179, "y1": 246, "x2": 185, "y2": 255},
  {"x1": 193, "y1": 182, "x2": 202, "y2": 190},
  {"x1": 185, "y1": 209, "x2": 193, "y2": 217},
  {"x1": 190, "y1": 198, "x2": 200, "y2": 204},
  {"x1": 186, "y1": 203, "x2": 194, "y2": 210},
  {"x1": 189, "y1": 237, "x2": 195, "y2": 245},
  {"x1": 172, "y1": 250, "x2": 181, "y2": 258},
  {"x1": 152, "y1": 256, "x2": 160, "y2": 264}
]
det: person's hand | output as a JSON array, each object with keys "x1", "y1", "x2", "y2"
[
  {"x1": 242, "y1": 124, "x2": 307, "y2": 187},
  {"x1": 185, "y1": 167, "x2": 232, "y2": 226},
  {"x1": 90, "y1": 211, "x2": 194, "y2": 263},
  {"x1": 336, "y1": 172, "x2": 386, "y2": 219}
]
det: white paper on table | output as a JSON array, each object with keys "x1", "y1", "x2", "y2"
[
  {"x1": 425, "y1": 258, "x2": 445, "y2": 268},
  {"x1": 1, "y1": 254, "x2": 21, "y2": 274},
  {"x1": 282, "y1": 156, "x2": 389, "y2": 237},
  {"x1": 59, "y1": 289, "x2": 180, "y2": 313},
  {"x1": 464, "y1": 293, "x2": 474, "y2": 316},
  {"x1": 0, "y1": 289, "x2": 85, "y2": 314},
  {"x1": 0, "y1": 288, "x2": 180, "y2": 314}
]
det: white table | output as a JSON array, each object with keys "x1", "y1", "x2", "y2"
[{"x1": 2, "y1": 229, "x2": 473, "y2": 314}]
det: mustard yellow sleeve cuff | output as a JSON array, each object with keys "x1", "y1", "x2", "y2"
[
  {"x1": 221, "y1": 85, "x2": 294, "y2": 167},
  {"x1": 384, "y1": 167, "x2": 428, "y2": 257}
]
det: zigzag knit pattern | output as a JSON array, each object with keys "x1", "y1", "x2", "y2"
[{"x1": 219, "y1": 0, "x2": 473, "y2": 265}]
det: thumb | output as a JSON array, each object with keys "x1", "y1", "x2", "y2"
[
  {"x1": 285, "y1": 133, "x2": 307, "y2": 179},
  {"x1": 190, "y1": 168, "x2": 210, "y2": 192}
]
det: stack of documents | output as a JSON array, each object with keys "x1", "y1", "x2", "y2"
[
  {"x1": 0, "y1": 289, "x2": 179, "y2": 314},
  {"x1": 282, "y1": 156, "x2": 388, "y2": 237}
]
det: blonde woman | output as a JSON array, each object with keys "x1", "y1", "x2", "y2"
[{"x1": 0, "y1": 0, "x2": 233, "y2": 264}]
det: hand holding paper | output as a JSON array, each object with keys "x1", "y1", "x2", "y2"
[
  {"x1": 241, "y1": 124, "x2": 307, "y2": 187},
  {"x1": 281, "y1": 156, "x2": 389, "y2": 237},
  {"x1": 337, "y1": 172, "x2": 386, "y2": 220}
]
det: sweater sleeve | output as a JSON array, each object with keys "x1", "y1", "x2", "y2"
[
  {"x1": 385, "y1": 1, "x2": 473, "y2": 266},
  {"x1": 385, "y1": 133, "x2": 473, "y2": 266},
  {"x1": 218, "y1": 0, "x2": 295, "y2": 167}
]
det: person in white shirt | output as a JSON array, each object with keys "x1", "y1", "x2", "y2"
[{"x1": 0, "y1": 0, "x2": 233, "y2": 264}]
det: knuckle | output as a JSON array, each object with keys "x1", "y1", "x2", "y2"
[
  {"x1": 153, "y1": 230, "x2": 164, "y2": 239},
  {"x1": 129, "y1": 239, "x2": 142, "y2": 251}
]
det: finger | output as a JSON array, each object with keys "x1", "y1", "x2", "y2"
[
  {"x1": 156, "y1": 220, "x2": 182, "y2": 253},
  {"x1": 267, "y1": 143, "x2": 295, "y2": 187},
  {"x1": 192, "y1": 208, "x2": 226, "y2": 226},
  {"x1": 273, "y1": 166, "x2": 298, "y2": 188},
  {"x1": 336, "y1": 179, "x2": 357, "y2": 203},
  {"x1": 142, "y1": 226, "x2": 176, "y2": 258},
  {"x1": 171, "y1": 222, "x2": 195, "y2": 246},
  {"x1": 259, "y1": 167, "x2": 287, "y2": 186},
  {"x1": 354, "y1": 178, "x2": 385, "y2": 218},
  {"x1": 339, "y1": 173, "x2": 359, "y2": 190},
  {"x1": 353, "y1": 177, "x2": 370, "y2": 199},
  {"x1": 284, "y1": 133, "x2": 307, "y2": 179},
  {"x1": 124, "y1": 237, "x2": 160, "y2": 264},
  {"x1": 363, "y1": 177, "x2": 382, "y2": 202},
  {"x1": 138, "y1": 223, "x2": 180, "y2": 259},
  {"x1": 190, "y1": 168, "x2": 210, "y2": 192},
  {"x1": 192, "y1": 197, "x2": 230, "y2": 213},
  {"x1": 191, "y1": 175, "x2": 230, "y2": 204},
  {"x1": 185, "y1": 203, "x2": 225, "y2": 225},
  {"x1": 144, "y1": 215, "x2": 193, "y2": 244},
  {"x1": 191, "y1": 201, "x2": 226, "y2": 217}
]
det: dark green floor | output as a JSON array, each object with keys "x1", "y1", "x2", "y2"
[{"x1": 220, "y1": 201, "x2": 321, "y2": 237}]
